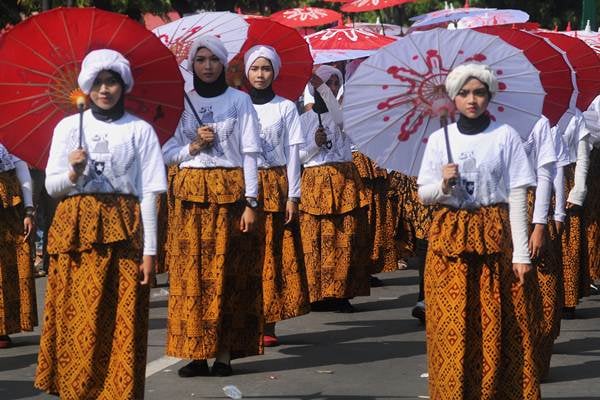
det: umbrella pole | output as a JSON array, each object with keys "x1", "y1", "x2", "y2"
[
  {"x1": 377, "y1": 9, "x2": 386, "y2": 35},
  {"x1": 441, "y1": 115, "x2": 457, "y2": 187},
  {"x1": 317, "y1": 113, "x2": 332, "y2": 150},
  {"x1": 184, "y1": 92, "x2": 204, "y2": 125},
  {"x1": 77, "y1": 102, "x2": 85, "y2": 149}
]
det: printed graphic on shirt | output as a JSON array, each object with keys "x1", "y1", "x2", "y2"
[
  {"x1": 454, "y1": 149, "x2": 503, "y2": 208},
  {"x1": 0, "y1": 144, "x2": 15, "y2": 172},
  {"x1": 259, "y1": 119, "x2": 284, "y2": 166},
  {"x1": 183, "y1": 105, "x2": 237, "y2": 165}
]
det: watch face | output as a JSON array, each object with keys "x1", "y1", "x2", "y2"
[{"x1": 247, "y1": 198, "x2": 258, "y2": 208}]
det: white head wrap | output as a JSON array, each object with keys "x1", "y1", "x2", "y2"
[
  {"x1": 244, "y1": 45, "x2": 281, "y2": 80},
  {"x1": 309, "y1": 64, "x2": 344, "y2": 96},
  {"x1": 78, "y1": 49, "x2": 134, "y2": 94},
  {"x1": 187, "y1": 35, "x2": 228, "y2": 70},
  {"x1": 444, "y1": 63, "x2": 498, "y2": 100}
]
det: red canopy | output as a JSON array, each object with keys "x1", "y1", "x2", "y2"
[
  {"x1": 270, "y1": 7, "x2": 341, "y2": 28},
  {"x1": 341, "y1": 0, "x2": 415, "y2": 13},
  {"x1": 475, "y1": 27, "x2": 574, "y2": 126}
]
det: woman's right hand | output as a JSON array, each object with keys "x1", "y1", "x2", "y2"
[
  {"x1": 189, "y1": 126, "x2": 216, "y2": 155},
  {"x1": 315, "y1": 127, "x2": 328, "y2": 147},
  {"x1": 441, "y1": 163, "x2": 459, "y2": 194},
  {"x1": 68, "y1": 149, "x2": 88, "y2": 183}
]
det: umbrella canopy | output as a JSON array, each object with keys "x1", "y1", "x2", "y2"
[
  {"x1": 561, "y1": 29, "x2": 600, "y2": 55},
  {"x1": 270, "y1": 7, "x2": 341, "y2": 28},
  {"x1": 475, "y1": 26, "x2": 574, "y2": 127},
  {"x1": 343, "y1": 28, "x2": 545, "y2": 175},
  {"x1": 0, "y1": 7, "x2": 184, "y2": 169},
  {"x1": 347, "y1": 22, "x2": 404, "y2": 36},
  {"x1": 152, "y1": 12, "x2": 249, "y2": 91},
  {"x1": 305, "y1": 27, "x2": 396, "y2": 64},
  {"x1": 341, "y1": 0, "x2": 415, "y2": 13},
  {"x1": 535, "y1": 31, "x2": 600, "y2": 111},
  {"x1": 410, "y1": 7, "x2": 494, "y2": 28},
  {"x1": 457, "y1": 9, "x2": 529, "y2": 29},
  {"x1": 225, "y1": 18, "x2": 313, "y2": 101}
]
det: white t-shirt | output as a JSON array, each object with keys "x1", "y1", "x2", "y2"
[
  {"x1": 46, "y1": 110, "x2": 167, "y2": 198},
  {"x1": 524, "y1": 116, "x2": 557, "y2": 172},
  {"x1": 562, "y1": 110, "x2": 587, "y2": 163},
  {"x1": 0, "y1": 143, "x2": 17, "y2": 172},
  {"x1": 254, "y1": 95, "x2": 304, "y2": 168},
  {"x1": 417, "y1": 121, "x2": 536, "y2": 209},
  {"x1": 299, "y1": 109, "x2": 353, "y2": 167},
  {"x1": 162, "y1": 88, "x2": 261, "y2": 168}
]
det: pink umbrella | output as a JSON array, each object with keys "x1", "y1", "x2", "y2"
[
  {"x1": 456, "y1": 9, "x2": 529, "y2": 29},
  {"x1": 410, "y1": 7, "x2": 495, "y2": 28}
]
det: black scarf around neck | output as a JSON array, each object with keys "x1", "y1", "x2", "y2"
[
  {"x1": 194, "y1": 70, "x2": 228, "y2": 98},
  {"x1": 90, "y1": 94, "x2": 125, "y2": 122},
  {"x1": 457, "y1": 113, "x2": 491, "y2": 135},
  {"x1": 250, "y1": 85, "x2": 275, "y2": 105},
  {"x1": 312, "y1": 90, "x2": 328, "y2": 114}
]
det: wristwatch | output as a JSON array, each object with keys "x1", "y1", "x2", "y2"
[{"x1": 245, "y1": 197, "x2": 259, "y2": 209}]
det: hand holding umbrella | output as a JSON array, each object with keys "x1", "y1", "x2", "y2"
[
  {"x1": 432, "y1": 97, "x2": 458, "y2": 188},
  {"x1": 310, "y1": 73, "x2": 333, "y2": 150}
]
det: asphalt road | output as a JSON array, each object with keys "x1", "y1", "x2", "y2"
[{"x1": 1, "y1": 269, "x2": 599, "y2": 400}]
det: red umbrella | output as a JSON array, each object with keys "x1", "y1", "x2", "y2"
[
  {"x1": 341, "y1": 0, "x2": 416, "y2": 13},
  {"x1": 475, "y1": 27, "x2": 574, "y2": 126},
  {"x1": 270, "y1": 7, "x2": 341, "y2": 28},
  {"x1": 305, "y1": 27, "x2": 396, "y2": 64},
  {"x1": 535, "y1": 31, "x2": 600, "y2": 111},
  {"x1": 0, "y1": 7, "x2": 183, "y2": 169},
  {"x1": 226, "y1": 18, "x2": 313, "y2": 101}
]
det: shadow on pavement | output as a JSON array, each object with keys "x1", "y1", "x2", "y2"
[
  {"x1": 0, "y1": 353, "x2": 38, "y2": 373},
  {"x1": 238, "y1": 394, "x2": 417, "y2": 399},
  {"x1": 235, "y1": 318, "x2": 425, "y2": 374},
  {"x1": 0, "y1": 380, "x2": 43, "y2": 399},
  {"x1": 553, "y1": 336, "x2": 600, "y2": 356},
  {"x1": 547, "y1": 360, "x2": 600, "y2": 383}
]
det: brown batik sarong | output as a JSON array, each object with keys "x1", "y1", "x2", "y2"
[
  {"x1": 585, "y1": 148, "x2": 600, "y2": 282},
  {"x1": 257, "y1": 166, "x2": 310, "y2": 324},
  {"x1": 0, "y1": 170, "x2": 37, "y2": 336},
  {"x1": 300, "y1": 162, "x2": 370, "y2": 302},
  {"x1": 165, "y1": 167, "x2": 263, "y2": 360},
  {"x1": 34, "y1": 194, "x2": 148, "y2": 400},
  {"x1": 425, "y1": 205, "x2": 542, "y2": 400},
  {"x1": 352, "y1": 152, "x2": 398, "y2": 273},
  {"x1": 562, "y1": 163, "x2": 590, "y2": 308}
]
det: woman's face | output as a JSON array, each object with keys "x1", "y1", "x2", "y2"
[
  {"x1": 89, "y1": 70, "x2": 123, "y2": 110},
  {"x1": 454, "y1": 77, "x2": 490, "y2": 119},
  {"x1": 248, "y1": 57, "x2": 274, "y2": 90},
  {"x1": 193, "y1": 47, "x2": 224, "y2": 84},
  {"x1": 326, "y1": 74, "x2": 341, "y2": 97}
]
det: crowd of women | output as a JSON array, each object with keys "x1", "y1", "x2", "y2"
[{"x1": 0, "y1": 29, "x2": 599, "y2": 400}]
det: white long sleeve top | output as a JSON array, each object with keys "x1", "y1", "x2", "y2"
[
  {"x1": 45, "y1": 111, "x2": 167, "y2": 255},
  {"x1": 523, "y1": 116, "x2": 557, "y2": 225},
  {"x1": 417, "y1": 121, "x2": 536, "y2": 264},
  {"x1": 0, "y1": 144, "x2": 33, "y2": 207},
  {"x1": 162, "y1": 87, "x2": 261, "y2": 198},
  {"x1": 253, "y1": 95, "x2": 304, "y2": 198}
]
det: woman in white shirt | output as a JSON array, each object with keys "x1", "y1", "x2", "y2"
[
  {"x1": 0, "y1": 144, "x2": 36, "y2": 349},
  {"x1": 244, "y1": 45, "x2": 310, "y2": 347},
  {"x1": 299, "y1": 65, "x2": 370, "y2": 313},
  {"x1": 162, "y1": 36, "x2": 262, "y2": 377},
  {"x1": 417, "y1": 63, "x2": 542, "y2": 399},
  {"x1": 34, "y1": 49, "x2": 167, "y2": 399}
]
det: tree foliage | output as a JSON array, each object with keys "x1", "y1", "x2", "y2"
[{"x1": 0, "y1": 0, "x2": 594, "y2": 32}]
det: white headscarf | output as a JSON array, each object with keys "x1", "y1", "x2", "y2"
[
  {"x1": 444, "y1": 63, "x2": 498, "y2": 100},
  {"x1": 78, "y1": 49, "x2": 133, "y2": 94},
  {"x1": 309, "y1": 64, "x2": 344, "y2": 96},
  {"x1": 187, "y1": 35, "x2": 228, "y2": 70},
  {"x1": 244, "y1": 45, "x2": 281, "y2": 80}
]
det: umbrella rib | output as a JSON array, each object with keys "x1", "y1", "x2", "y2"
[
  {"x1": 0, "y1": 93, "x2": 50, "y2": 106},
  {"x1": 35, "y1": 138, "x2": 54, "y2": 170},
  {"x1": 0, "y1": 101, "x2": 55, "y2": 130},
  {"x1": 0, "y1": 61, "x2": 56, "y2": 80},
  {"x1": 60, "y1": 9, "x2": 78, "y2": 62},
  {"x1": 106, "y1": 19, "x2": 128, "y2": 48},
  {"x1": 9, "y1": 108, "x2": 60, "y2": 151},
  {"x1": 132, "y1": 54, "x2": 179, "y2": 70},
  {"x1": 122, "y1": 35, "x2": 155, "y2": 58},
  {"x1": 491, "y1": 99, "x2": 544, "y2": 117},
  {"x1": 6, "y1": 35, "x2": 61, "y2": 71},
  {"x1": 87, "y1": 10, "x2": 95, "y2": 53},
  {"x1": 134, "y1": 80, "x2": 185, "y2": 85}
]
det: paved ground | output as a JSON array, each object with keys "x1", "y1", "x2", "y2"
[{"x1": 1, "y1": 268, "x2": 599, "y2": 399}]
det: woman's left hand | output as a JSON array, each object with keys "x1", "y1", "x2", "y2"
[
  {"x1": 240, "y1": 207, "x2": 256, "y2": 233},
  {"x1": 284, "y1": 200, "x2": 299, "y2": 225},
  {"x1": 23, "y1": 216, "x2": 34, "y2": 242},
  {"x1": 512, "y1": 263, "x2": 533, "y2": 287},
  {"x1": 528, "y1": 224, "x2": 546, "y2": 260},
  {"x1": 139, "y1": 255, "x2": 155, "y2": 285}
]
